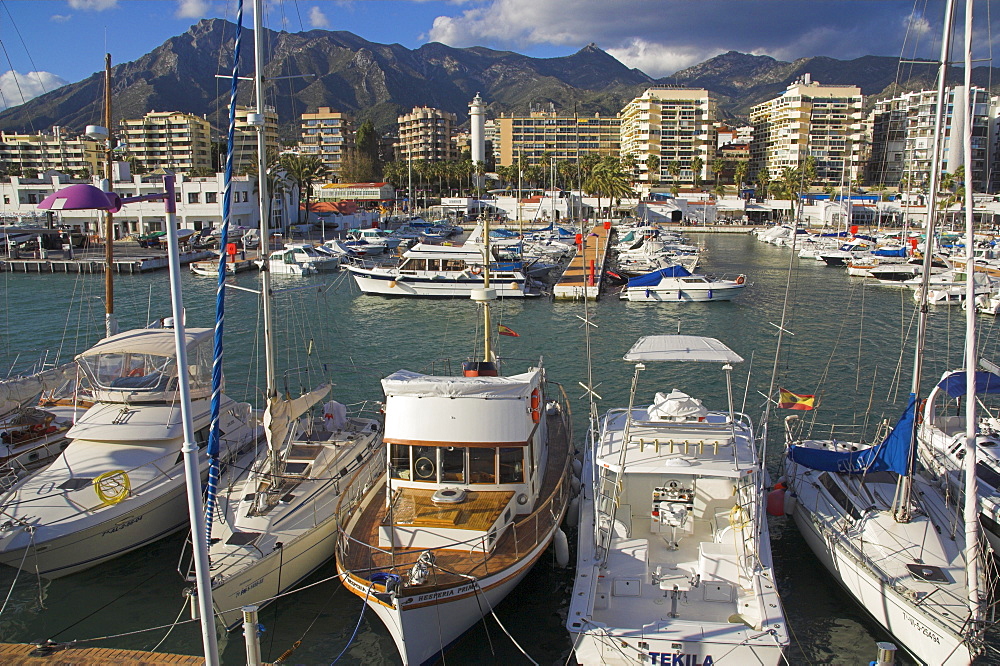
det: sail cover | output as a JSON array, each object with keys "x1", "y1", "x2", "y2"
[
  {"x1": 264, "y1": 384, "x2": 331, "y2": 452},
  {"x1": 0, "y1": 363, "x2": 77, "y2": 417},
  {"x1": 936, "y1": 370, "x2": 1000, "y2": 398},
  {"x1": 789, "y1": 394, "x2": 915, "y2": 476},
  {"x1": 626, "y1": 265, "x2": 692, "y2": 288}
]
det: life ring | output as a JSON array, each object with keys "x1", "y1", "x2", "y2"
[
  {"x1": 415, "y1": 456, "x2": 435, "y2": 479},
  {"x1": 94, "y1": 470, "x2": 131, "y2": 505},
  {"x1": 916, "y1": 399, "x2": 927, "y2": 425},
  {"x1": 735, "y1": 275, "x2": 746, "y2": 285},
  {"x1": 470, "y1": 266, "x2": 483, "y2": 276},
  {"x1": 529, "y1": 388, "x2": 541, "y2": 424},
  {"x1": 128, "y1": 367, "x2": 145, "y2": 377},
  {"x1": 30, "y1": 424, "x2": 46, "y2": 434}
]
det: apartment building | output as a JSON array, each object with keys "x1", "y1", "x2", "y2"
[
  {"x1": 297, "y1": 107, "x2": 354, "y2": 177},
  {"x1": 868, "y1": 86, "x2": 995, "y2": 193},
  {"x1": 496, "y1": 109, "x2": 620, "y2": 167},
  {"x1": 619, "y1": 87, "x2": 717, "y2": 186},
  {"x1": 749, "y1": 75, "x2": 864, "y2": 185},
  {"x1": 0, "y1": 127, "x2": 102, "y2": 175},
  {"x1": 395, "y1": 106, "x2": 458, "y2": 162},
  {"x1": 232, "y1": 105, "x2": 279, "y2": 173},
  {"x1": 119, "y1": 111, "x2": 213, "y2": 173}
]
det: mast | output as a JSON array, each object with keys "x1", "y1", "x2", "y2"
[
  {"x1": 960, "y1": 0, "x2": 981, "y2": 625},
  {"x1": 895, "y1": 0, "x2": 955, "y2": 521},
  {"x1": 102, "y1": 54, "x2": 117, "y2": 338},
  {"x1": 250, "y1": 0, "x2": 280, "y2": 476}
]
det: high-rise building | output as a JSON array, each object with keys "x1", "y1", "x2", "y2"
[
  {"x1": 868, "y1": 86, "x2": 995, "y2": 193},
  {"x1": 395, "y1": 106, "x2": 458, "y2": 162},
  {"x1": 749, "y1": 75, "x2": 864, "y2": 185},
  {"x1": 298, "y1": 107, "x2": 354, "y2": 177},
  {"x1": 0, "y1": 127, "x2": 102, "y2": 175},
  {"x1": 619, "y1": 88, "x2": 717, "y2": 187},
  {"x1": 232, "y1": 105, "x2": 279, "y2": 173},
  {"x1": 119, "y1": 111, "x2": 213, "y2": 173},
  {"x1": 496, "y1": 109, "x2": 620, "y2": 167}
]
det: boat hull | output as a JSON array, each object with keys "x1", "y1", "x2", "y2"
[
  {"x1": 620, "y1": 284, "x2": 744, "y2": 302},
  {"x1": 351, "y1": 270, "x2": 535, "y2": 298},
  {"x1": 788, "y1": 483, "x2": 973, "y2": 666}
]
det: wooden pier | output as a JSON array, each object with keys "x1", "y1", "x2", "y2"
[
  {"x1": 0, "y1": 642, "x2": 214, "y2": 665},
  {"x1": 552, "y1": 222, "x2": 612, "y2": 300},
  {"x1": 0, "y1": 250, "x2": 212, "y2": 274}
]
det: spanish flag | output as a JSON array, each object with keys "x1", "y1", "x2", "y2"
[
  {"x1": 498, "y1": 324, "x2": 520, "y2": 337},
  {"x1": 778, "y1": 388, "x2": 815, "y2": 410}
]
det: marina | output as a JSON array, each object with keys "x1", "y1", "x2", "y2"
[{"x1": 3, "y1": 232, "x2": 998, "y2": 663}]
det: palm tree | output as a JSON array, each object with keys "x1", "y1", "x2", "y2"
[
  {"x1": 583, "y1": 157, "x2": 633, "y2": 220},
  {"x1": 713, "y1": 183, "x2": 727, "y2": 200},
  {"x1": 755, "y1": 170, "x2": 770, "y2": 200},
  {"x1": 667, "y1": 161, "x2": 681, "y2": 190},
  {"x1": 279, "y1": 154, "x2": 329, "y2": 225},
  {"x1": 690, "y1": 156, "x2": 704, "y2": 189},
  {"x1": 734, "y1": 160, "x2": 749, "y2": 192},
  {"x1": 647, "y1": 154, "x2": 660, "y2": 188},
  {"x1": 711, "y1": 158, "x2": 725, "y2": 185}
]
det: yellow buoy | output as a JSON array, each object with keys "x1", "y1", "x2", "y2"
[{"x1": 389, "y1": 281, "x2": 397, "y2": 289}]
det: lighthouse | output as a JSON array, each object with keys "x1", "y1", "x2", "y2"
[{"x1": 469, "y1": 93, "x2": 485, "y2": 188}]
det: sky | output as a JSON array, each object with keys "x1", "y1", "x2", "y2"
[{"x1": 0, "y1": 0, "x2": 994, "y2": 111}]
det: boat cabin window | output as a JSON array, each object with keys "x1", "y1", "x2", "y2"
[
  {"x1": 400, "y1": 258, "x2": 426, "y2": 272},
  {"x1": 499, "y1": 447, "x2": 524, "y2": 483},
  {"x1": 389, "y1": 444, "x2": 518, "y2": 484},
  {"x1": 427, "y1": 259, "x2": 441, "y2": 271},
  {"x1": 818, "y1": 472, "x2": 863, "y2": 520},
  {"x1": 469, "y1": 448, "x2": 496, "y2": 483},
  {"x1": 80, "y1": 351, "x2": 179, "y2": 392},
  {"x1": 976, "y1": 461, "x2": 1000, "y2": 489},
  {"x1": 442, "y1": 259, "x2": 466, "y2": 271}
]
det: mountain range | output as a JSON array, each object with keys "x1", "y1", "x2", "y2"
[{"x1": 1, "y1": 18, "x2": 997, "y2": 140}]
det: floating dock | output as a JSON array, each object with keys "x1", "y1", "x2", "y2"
[
  {"x1": 552, "y1": 222, "x2": 612, "y2": 300},
  {"x1": 0, "y1": 250, "x2": 213, "y2": 273}
]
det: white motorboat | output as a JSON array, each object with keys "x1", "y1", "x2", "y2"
[
  {"x1": 347, "y1": 242, "x2": 542, "y2": 297},
  {"x1": 336, "y1": 221, "x2": 571, "y2": 665},
  {"x1": 347, "y1": 227, "x2": 403, "y2": 252},
  {"x1": 567, "y1": 335, "x2": 788, "y2": 664},
  {"x1": 619, "y1": 265, "x2": 746, "y2": 302},
  {"x1": 268, "y1": 243, "x2": 340, "y2": 275},
  {"x1": 0, "y1": 327, "x2": 260, "y2": 578}
]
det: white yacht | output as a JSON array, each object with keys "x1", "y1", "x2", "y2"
[
  {"x1": 619, "y1": 266, "x2": 746, "y2": 302},
  {"x1": 0, "y1": 327, "x2": 260, "y2": 578},
  {"x1": 268, "y1": 243, "x2": 340, "y2": 275},
  {"x1": 568, "y1": 335, "x2": 788, "y2": 664}
]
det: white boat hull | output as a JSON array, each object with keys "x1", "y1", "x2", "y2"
[
  {"x1": 620, "y1": 283, "x2": 745, "y2": 302},
  {"x1": 351, "y1": 271, "x2": 534, "y2": 298},
  {"x1": 789, "y1": 485, "x2": 973, "y2": 665},
  {"x1": 344, "y1": 534, "x2": 552, "y2": 666}
]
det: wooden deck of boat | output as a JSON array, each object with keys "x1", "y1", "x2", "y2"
[
  {"x1": 553, "y1": 223, "x2": 612, "y2": 300},
  {"x1": 0, "y1": 643, "x2": 216, "y2": 665},
  {"x1": 343, "y1": 408, "x2": 571, "y2": 590}
]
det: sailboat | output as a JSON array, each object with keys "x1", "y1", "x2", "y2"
[
  {"x1": 335, "y1": 215, "x2": 572, "y2": 665},
  {"x1": 184, "y1": 0, "x2": 383, "y2": 629},
  {"x1": 567, "y1": 335, "x2": 788, "y2": 664},
  {"x1": 780, "y1": 2, "x2": 985, "y2": 661}
]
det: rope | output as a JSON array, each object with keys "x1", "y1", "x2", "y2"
[
  {"x1": 148, "y1": 598, "x2": 189, "y2": 653},
  {"x1": 472, "y1": 580, "x2": 538, "y2": 666},
  {"x1": 47, "y1": 567, "x2": 166, "y2": 641},
  {"x1": 329, "y1": 583, "x2": 373, "y2": 664},
  {"x1": 0, "y1": 526, "x2": 30, "y2": 617}
]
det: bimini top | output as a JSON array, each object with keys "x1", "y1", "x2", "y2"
[
  {"x1": 624, "y1": 335, "x2": 743, "y2": 364},
  {"x1": 936, "y1": 370, "x2": 1000, "y2": 398},
  {"x1": 77, "y1": 328, "x2": 213, "y2": 358},
  {"x1": 382, "y1": 368, "x2": 537, "y2": 399}
]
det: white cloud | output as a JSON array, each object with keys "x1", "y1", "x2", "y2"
[
  {"x1": 309, "y1": 6, "x2": 330, "y2": 29},
  {"x1": 175, "y1": 0, "x2": 212, "y2": 19},
  {"x1": 0, "y1": 71, "x2": 70, "y2": 110},
  {"x1": 50, "y1": 14, "x2": 73, "y2": 23},
  {"x1": 607, "y1": 39, "x2": 708, "y2": 79},
  {"x1": 67, "y1": 0, "x2": 118, "y2": 10}
]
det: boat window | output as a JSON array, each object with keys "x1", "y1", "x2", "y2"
[
  {"x1": 440, "y1": 447, "x2": 466, "y2": 483},
  {"x1": 976, "y1": 461, "x2": 1000, "y2": 489},
  {"x1": 499, "y1": 447, "x2": 523, "y2": 483},
  {"x1": 427, "y1": 259, "x2": 441, "y2": 271},
  {"x1": 469, "y1": 448, "x2": 496, "y2": 483},
  {"x1": 442, "y1": 259, "x2": 465, "y2": 271},
  {"x1": 390, "y1": 444, "x2": 411, "y2": 480},
  {"x1": 80, "y1": 351, "x2": 177, "y2": 391},
  {"x1": 412, "y1": 445, "x2": 437, "y2": 481},
  {"x1": 818, "y1": 472, "x2": 863, "y2": 520}
]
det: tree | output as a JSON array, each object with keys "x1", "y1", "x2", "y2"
[
  {"x1": 340, "y1": 150, "x2": 379, "y2": 184},
  {"x1": 667, "y1": 161, "x2": 681, "y2": 189},
  {"x1": 583, "y1": 156, "x2": 634, "y2": 219},
  {"x1": 802, "y1": 156, "x2": 817, "y2": 188},
  {"x1": 22, "y1": 167, "x2": 38, "y2": 179},
  {"x1": 188, "y1": 166, "x2": 215, "y2": 178},
  {"x1": 713, "y1": 183, "x2": 727, "y2": 199},
  {"x1": 755, "y1": 170, "x2": 770, "y2": 199},
  {"x1": 690, "y1": 156, "x2": 704, "y2": 189},
  {"x1": 734, "y1": 160, "x2": 749, "y2": 191},
  {"x1": 647, "y1": 154, "x2": 660, "y2": 188},
  {"x1": 279, "y1": 154, "x2": 329, "y2": 225},
  {"x1": 711, "y1": 158, "x2": 725, "y2": 184}
]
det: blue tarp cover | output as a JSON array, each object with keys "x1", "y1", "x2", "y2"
[
  {"x1": 626, "y1": 265, "x2": 692, "y2": 287},
  {"x1": 872, "y1": 247, "x2": 907, "y2": 257},
  {"x1": 937, "y1": 371, "x2": 1000, "y2": 398},
  {"x1": 788, "y1": 394, "x2": 915, "y2": 476}
]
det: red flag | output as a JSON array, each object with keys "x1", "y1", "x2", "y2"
[
  {"x1": 778, "y1": 388, "x2": 816, "y2": 410},
  {"x1": 498, "y1": 324, "x2": 519, "y2": 337}
]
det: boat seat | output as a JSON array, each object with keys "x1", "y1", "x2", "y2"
[{"x1": 699, "y1": 540, "x2": 741, "y2": 584}]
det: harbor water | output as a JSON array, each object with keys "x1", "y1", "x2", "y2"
[{"x1": 1, "y1": 232, "x2": 994, "y2": 664}]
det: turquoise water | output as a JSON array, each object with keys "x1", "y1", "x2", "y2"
[{"x1": 0, "y1": 233, "x2": 990, "y2": 664}]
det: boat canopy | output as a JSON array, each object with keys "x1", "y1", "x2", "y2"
[
  {"x1": 626, "y1": 265, "x2": 692, "y2": 288},
  {"x1": 382, "y1": 368, "x2": 541, "y2": 444},
  {"x1": 624, "y1": 335, "x2": 744, "y2": 364},
  {"x1": 789, "y1": 395, "x2": 914, "y2": 476},
  {"x1": 77, "y1": 328, "x2": 212, "y2": 358},
  {"x1": 936, "y1": 370, "x2": 1000, "y2": 398},
  {"x1": 872, "y1": 247, "x2": 907, "y2": 257}
]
